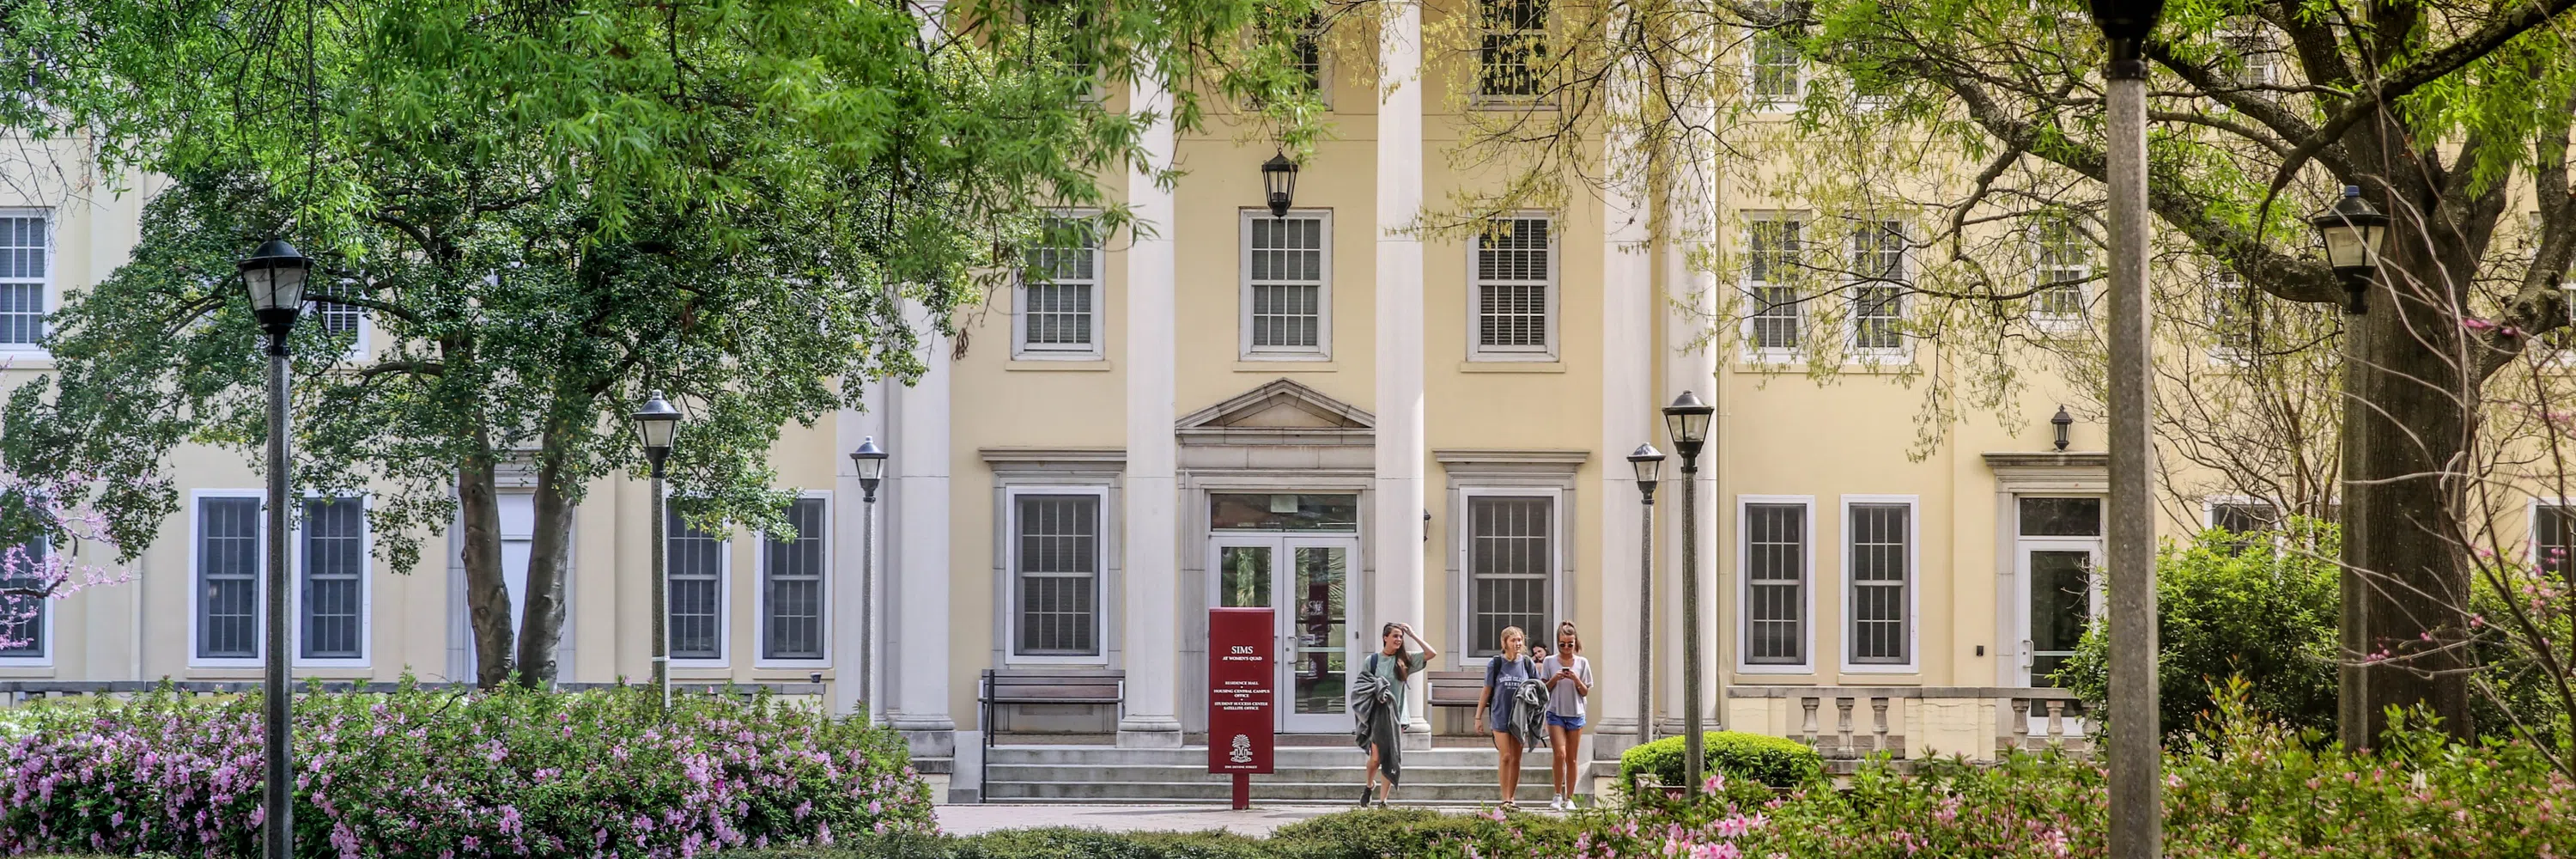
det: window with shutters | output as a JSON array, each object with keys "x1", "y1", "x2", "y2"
[
  {"x1": 1744, "y1": 215, "x2": 1803, "y2": 356},
  {"x1": 300, "y1": 497, "x2": 368, "y2": 662},
  {"x1": 1477, "y1": 0, "x2": 1547, "y2": 101},
  {"x1": 1845, "y1": 499, "x2": 1913, "y2": 668},
  {"x1": 1470, "y1": 216, "x2": 1556, "y2": 359},
  {"x1": 1012, "y1": 490, "x2": 1104, "y2": 659},
  {"x1": 762, "y1": 496, "x2": 828, "y2": 661},
  {"x1": 1242, "y1": 211, "x2": 1332, "y2": 358},
  {"x1": 666, "y1": 506, "x2": 728, "y2": 661},
  {"x1": 195, "y1": 494, "x2": 264, "y2": 662},
  {"x1": 1017, "y1": 213, "x2": 1104, "y2": 358},
  {"x1": 0, "y1": 210, "x2": 49, "y2": 348},
  {"x1": 1740, "y1": 498, "x2": 1811, "y2": 668},
  {"x1": 0, "y1": 510, "x2": 50, "y2": 661},
  {"x1": 2537, "y1": 502, "x2": 2576, "y2": 579},
  {"x1": 2030, "y1": 219, "x2": 2093, "y2": 331},
  {"x1": 1849, "y1": 220, "x2": 1907, "y2": 356},
  {"x1": 1463, "y1": 493, "x2": 1556, "y2": 658}
]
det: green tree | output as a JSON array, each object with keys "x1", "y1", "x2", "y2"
[{"x1": 0, "y1": 0, "x2": 1321, "y2": 686}]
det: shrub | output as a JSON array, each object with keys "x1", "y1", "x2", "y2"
[
  {"x1": 0, "y1": 680, "x2": 932, "y2": 858},
  {"x1": 1618, "y1": 731, "x2": 1824, "y2": 789}
]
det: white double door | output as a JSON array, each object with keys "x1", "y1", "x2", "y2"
[{"x1": 1209, "y1": 534, "x2": 1359, "y2": 734}]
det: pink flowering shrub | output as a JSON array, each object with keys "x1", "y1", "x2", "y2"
[{"x1": 0, "y1": 679, "x2": 933, "y2": 858}]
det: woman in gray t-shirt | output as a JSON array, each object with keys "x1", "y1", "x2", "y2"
[{"x1": 1541, "y1": 621, "x2": 1594, "y2": 811}]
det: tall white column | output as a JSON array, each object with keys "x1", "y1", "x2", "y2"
[
  {"x1": 1664, "y1": 119, "x2": 1722, "y2": 734},
  {"x1": 889, "y1": 318, "x2": 956, "y2": 758},
  {"x1": 1594, "y1": 1, "x2": 1654, "y2": 758},
  {"x1": 1118, "y1": 67, "x2": 1185, "y2": 749},
  {"x1": 1374, "y1": 0, "x2": 1431, "y2": 741}
]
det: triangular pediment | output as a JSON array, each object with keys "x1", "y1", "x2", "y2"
[{"x1": 1177, "y1": 378, "x2": 1374, "y2": 435}]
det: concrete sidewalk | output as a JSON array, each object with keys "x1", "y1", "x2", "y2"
[{"x1": 933, "y1": 804, "x2": 1357, "y2": 838}]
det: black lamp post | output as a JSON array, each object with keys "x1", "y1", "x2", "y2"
[
  {"x1": 1626, "y1": 443, "x2": 1665, "y2": 749},
  {"x1": 848, "y1": 436, "x2": 889, "y2": 723},
  {"x1": 240, "y1": 238, "x2": 310, "y2": 859},
  {"x1": 1261, "y1": 150, "x2": 1298, "y2": 218},
  {"x1": 632, "y1": 391, "x2": 682, "y2": 710},
  {"x1": 2310, "y1": 186, "x2": 2391, "y2": 314},
  {"x1": 2051, "y1": 405, "x2": 2074, "y2": 452},
  {"x1": 1660, "y1": 390, "x2": 1714, "y2": 797}
]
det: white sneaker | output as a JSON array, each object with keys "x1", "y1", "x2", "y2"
[{"x1": 1549, "y1": 795, "x2": 1564, "y2": 812}]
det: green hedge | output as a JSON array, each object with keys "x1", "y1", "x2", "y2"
[
  {"x1": 731, "y1": 809, "x2": 1592, "y2": 859},
  {"x1": 1618, "y1": 731, "x2": 1825, "y2": 789}
]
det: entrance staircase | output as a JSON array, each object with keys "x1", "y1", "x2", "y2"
[{"x1": 979, "y1": 745, "x2": 1564, "y2": 805}]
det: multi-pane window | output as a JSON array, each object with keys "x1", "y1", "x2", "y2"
[
  {"x1": 1850, "y1": 221, "x2": 1905, "y2": 352},
  {"x1": 1746, "y1": 217, "x2": 1803, "y2": 352},
  {"x1": 1473, "y1": 217, "x2": 1553, "y2": 355},
  {"x1": 1291, "y1": 14, "x2": 1327, "y2": 98},
  {"x1": 1747, "y1": 13, "x2": 1802, "y2": 107},
  {"x1": 198, "y1": 497, "x2": 262, "y2": 659},
  {"x1": 310, "y1": 277, "x2": 364, "y2": 340},
  {"x1": 762, "y1": 497, "x2": 827, "y2": 661},
  {"x1": 0, "y1": 529, "x2": 47, "y2": 659},
  {"x1": 1848, "y1": 503, "x2": 1911, "y2": 665},
  {"x1": 1014, "y1": 493, "x2": 1102, "y2": 657},
  {"x1": 2224, "y1": 21, "x2": 2281, "y2": 101},
  {"x1": 1479, "y1": 0, "x2": 1547, "y2": 99},
  {"x1": 2032, "y1": 220, "x2": 2091, "y2": 326},
  {"x1": 2209, "y1": 269, "x2": 2258, "y2": 357},
  {"x1": 2537, "y1": 503, "x2": 2576, "y2": 577},
  {"x1": 1020, "y1": 216, "x2": 1102, "y2": 356},
  {"x1": 0, "y1": 213, "x2": 47, "y2": 346},
  {"x1": 301, "y1": 498, "x2": 366, "y2": 660},
  {"x1": 1244, "y1": 212, "x2": 1328, "y2": 356},
  {"x1": 1466, "y1": 496, "x2": 1553, "y2": 658},
  {"x1": 1743, "y1": 503, "x2": 1807, "y2": 665},
  {"x1": 666, "y1": 507, "x2": 726, "y2": 660}
]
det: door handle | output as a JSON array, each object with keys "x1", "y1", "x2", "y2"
[{"x1": 2019, "y1": 639, "x2": 2034, "y2": 669}]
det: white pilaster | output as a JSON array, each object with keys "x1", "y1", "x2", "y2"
[
  {"x1": 1117, "y1": 67, "x2": 1185, "y2": 748},
  {"x1": 1595, "y1": 42, "x2": 1654, "y2": 754},
  {"x1": 1374, "y1": 0, "x2": 1431, "y2": 741},
  {"x1": 889, "y1": 315, "x2": 956, "y2": 758}
]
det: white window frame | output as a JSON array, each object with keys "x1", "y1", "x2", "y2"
[
  {"x1": 1465, "y1": 214, "x2": 1560, "y2": 362},
  {"x1": 1013, "y1": 210, "x2": 1107, "y2": 360},
  {"x1": 1283, "y1": 13, "x2": 1334, "y2": 109},
  {"x1": 1452, "y1": 486, "x2": 1566, "y2": 658},
  {"x1": 292, "y1": 494, "x2": 373, "y2": 669},
  {"x1": 1473, "y1": 0, "x2": 1550, "y2": 106},
  {"x1": 2207, "y1": 267, "x2": 2257, "y2": 364},
  {"x1": 1744, "y1": 15, "x2": 1806, "y2": 112},
  {"x1": 1004, "y1": 484, "x2": 1112, "y2": 665},
  {"x1": 664, "y1": 496, "x2": 732, "y2": 668},
  {"x1": 1737, "y1": 495, "x2": 1816, "y2": 673},
  {"x1": 2201, "y1": 495, "x2": 2282, "y2": 530},
  {"x1": 1846, "y1": 218, "x2": 1911, "y2": 362},
  {"x1": 0, "y1": 208, "x2": 52, "y2": 353},
  {"x1": 1741, "y1": 211, "x2": 1805, "y2": 362},
  {"x1": 0, "y1": 509, "x2": 55, "y2": 667},
  {"x1": 2220, "y1": 20, "x2": 2281, "y2": 106},
  {"x1": 308, "y1": 274, "x2": 371, "y2": 361},
  {"x1": 1239, "y1": 209, "x2": 1334, "y2": 361},
  {"x1": 2530, "y1": 497, "x2": 2576, "y2": 576},
  {"x1": 1839, "y1": 495, "x2": 1918, "y2": 673},
  {"x1": 189, "y1": 489, "x2": 268, "y2": 668},
  {"x1": 2028, "y1": 220, "x2": 2093, "y2": 332},
  {"x1": 754, "y1": 490, "x2": 833, "y2": 667}
]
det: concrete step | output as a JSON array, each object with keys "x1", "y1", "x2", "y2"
[
  {"x1": 983, "y1": 746, "x2": 1555, "y2": 766},
  {"x1": 981, "y1": 779, "x2": 1560, "y2": 804},
  {"x1": 984, "y1": 764, "x2": 1555, "y2": 785}
]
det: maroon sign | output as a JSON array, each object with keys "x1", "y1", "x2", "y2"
[{"x1": 1207, "y1": 607, "x2": 1275, "y2": 777}]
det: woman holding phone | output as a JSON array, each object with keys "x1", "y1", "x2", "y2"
[{"x1": 1541, "y1": 621, "x2": 1593, "y2": 811}]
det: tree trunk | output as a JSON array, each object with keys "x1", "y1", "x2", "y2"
[
  {"x1": 459, "y1": 445, "x2": 515, "y2": 689},
  {"x1": 2337, "y1": 214, "x2": 2481, "y2": 747},
  {"x1": 513, "y1": 441, "x2": 578, "y2": 688}
]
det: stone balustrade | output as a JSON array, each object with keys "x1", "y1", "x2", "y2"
[{"x1": 1725, "y1": 685, "x2": 2093, "y2": 770}]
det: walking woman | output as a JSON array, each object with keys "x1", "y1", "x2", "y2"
[
  {"x1": 1542, "y1": 621, "x2": 1594, "y2": 811},
  {"x1": 1352, "y1": 621, "x2": 1437, "y2": 807},
  {"x1": 1475, "y1": 625, "x2": 1546, "y2": 808}
]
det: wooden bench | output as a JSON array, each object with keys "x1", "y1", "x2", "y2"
[
  {"x1": 978, "y1": 668, "x2": 1125, "y2": 748},
  {"x1": 1426, "y1": 670, "x2": 1486, "y2": 734}
]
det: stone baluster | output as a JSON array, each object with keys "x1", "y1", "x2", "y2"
[
  {"x1": 2044, "y1": 699, "x2": 2068, "y2": 748},
  {"x1": 2008, "y1": 698, "x2": 2031, "y2": 752},
  {"x1": 1801, "y1": 696, "x2": 1820, "y2": 747},
  {"x1": 1870, "y1": 697, "x2": 1891, "y2": 756},
  {"x1": 1834, "y1": 698, "x2": 1856, "y2": 759}
]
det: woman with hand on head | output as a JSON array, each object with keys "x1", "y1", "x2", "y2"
[{"x1": 1353, "y1": 621, "x2": 1437, "y2": 807}]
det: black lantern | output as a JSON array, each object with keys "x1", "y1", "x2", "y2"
[
  {"x1": 1261, "y1": 150, "x2": 1298, "y2": 218},
  {"x1": 2309, "y1": 186, "x2": 2389, "y2": 314},
  {"x1": 2085, "y1": 0, "x2": 2166, "y2": 41},
  {"x1": 849, "y1": 436, "x2": 889, "y2": 502},
  {"x1": 1629, "y1": 443, "x2": 1667, "y2": 499},
  {"x1": 238, "y1": 239, "x2": 313, "y2": 345},
  {"x1": 1662, "y1": 391, "x2": 1714, "y2": 461},
  {"x1": 631, "y1": 391, "x2": 681, "y2": 474},
  {"x1": 2050, "y1": 405, "x2": 2074, "y2": 451}
]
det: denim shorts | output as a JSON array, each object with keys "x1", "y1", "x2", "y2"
[{"x1": 1545, "y1": 713, "x2": 1585, "y2": 729}]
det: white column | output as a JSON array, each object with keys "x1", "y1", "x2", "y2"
[
  {"x1": 1117, "y1": 66, "x2": 1185, "y2": 748},
  {"x1": 1664, "y1": 114, "x2": 1722, "y2": 734},
  {"x1": 888, "y1": 319, "x2": 956, "y2": 758},
  {"x1": 1594, "y1": 1, "x2": 1654, "y2": 757},
  {"x1": 1374, "y1": 0, "x2": 1431, "y2": 741}
]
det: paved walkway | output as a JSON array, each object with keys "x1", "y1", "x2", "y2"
[{"x1": 933, "y1": 804, "x2": 1358, "y2": 838}]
